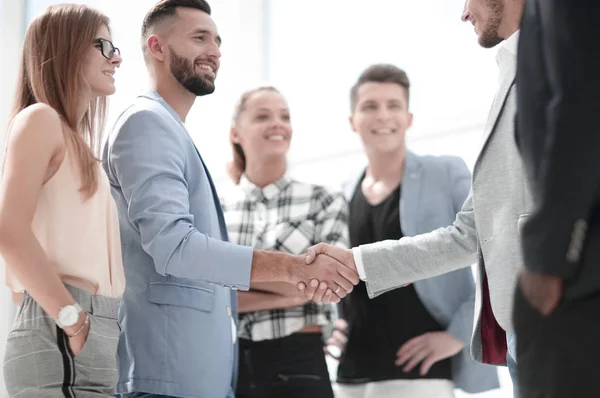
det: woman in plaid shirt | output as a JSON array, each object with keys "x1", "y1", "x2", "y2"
[{"x1": 221, "y1": 86, "x2": 349, "y2": 398}]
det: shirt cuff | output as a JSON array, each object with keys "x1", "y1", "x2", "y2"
[{"x1": 352, "y1": 247, "x2": 367, "y2": 281}]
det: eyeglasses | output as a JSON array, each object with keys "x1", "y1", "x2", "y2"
[{"x1": 94, "y1": 38, "x2": 120, "y2": 60}]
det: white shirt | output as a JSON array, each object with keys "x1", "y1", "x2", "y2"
[
  {"x1": 501, "y1": 30, "x2": 520, "y2": 57},
  {"x1": 497, "y1": 30, "x2": 520, "y2": 84}
]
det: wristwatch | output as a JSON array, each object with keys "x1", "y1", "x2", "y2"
[{"x1": 56, "y1": 303, "x2": 83, "y2": 329}]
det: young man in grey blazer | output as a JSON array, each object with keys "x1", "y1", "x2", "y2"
[
  {"x1": 300, "y1": 0, "x2": 526, "y2": 396},
  {"x1": 103, "y1": 1, "x2": 358, "y2": 397},
  {"x1": 327, "y1": 64, "x2": 498, "y2": 398}
]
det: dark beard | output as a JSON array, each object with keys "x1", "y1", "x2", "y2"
[
  {"x1": 169, "y1": 46, "x2": 215, "y2": 96},
  {"x1": 478, "y1": 0, "x2": 504, "y2": 48}
]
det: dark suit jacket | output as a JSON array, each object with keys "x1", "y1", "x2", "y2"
[{"x1": 516, "y1": 0, "x2": 600, "y2": 299}]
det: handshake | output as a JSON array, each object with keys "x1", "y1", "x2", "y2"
[{"x1": 291, "y1": 243, "x2": 361, "y2": 304}]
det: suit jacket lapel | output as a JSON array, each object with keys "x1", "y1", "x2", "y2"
[
  {"x1": 342, "y1": 151, "x2": 422, "y2": 237},
  {"x1": 144, "y1": 91, "x2": 230, "y2": 241},
  {"x1": 474, "y1": 50, "x2": 517, "y2": 167},
  {"x1": 400, "y1": 151, "x2": 422, "y2": 237}
]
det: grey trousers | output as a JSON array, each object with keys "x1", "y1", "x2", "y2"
[{"x1": 3, "y1": 285, "x2": 120, "y2": 397}]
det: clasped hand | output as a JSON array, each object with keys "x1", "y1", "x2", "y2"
[{"x1": 294, "y1": 243, "x2": 359, "y2": 304}]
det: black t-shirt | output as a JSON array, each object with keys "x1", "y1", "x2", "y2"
[{"x1": 337, "y1": 179, "x2": 452, "y2": 383}]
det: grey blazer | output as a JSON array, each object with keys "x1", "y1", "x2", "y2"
[
  {"x1": 343, "y1": 151, "x2": 499, "y2": 394},
  {"x1": 103, "y1": 91, "x2": 253, "y2": 398},
  {"x1": 358, "y1": 48, "x2": 532, "y2": 367}
]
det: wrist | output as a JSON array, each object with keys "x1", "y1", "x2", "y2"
[
  {"x1": 348, "y1": 249, "x2": 358, "y2": 273},
  {"x1": 251, "y1": 250, "x2": 300, "y2": 284},
  {"x1": 281, "y1": 254, "x2": 302, "y2": 284},
  {"x1": 63, "y1": 311, "x2": 88, "y2": 336}
]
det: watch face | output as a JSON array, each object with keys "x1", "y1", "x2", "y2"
[{"x1": 59, "y1": 305, "x2": 80, "y2": 327}]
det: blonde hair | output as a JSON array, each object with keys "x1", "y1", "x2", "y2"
[
  {"x1": 12, "y1": 4, "x2": 110, "y2": 198},
  {"x1": 228, "y1": 86, "x2": 281, "y2": 184}
]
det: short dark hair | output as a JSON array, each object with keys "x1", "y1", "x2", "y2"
[
  {"x1": 141, "y1": 0, "x2": 212, "y2": 55},
  {"x1": 350, "y1": 64, "x2": 411, "y2": 112}
]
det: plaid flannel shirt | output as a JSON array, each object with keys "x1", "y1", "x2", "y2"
[{"x1": 221, "y1": 174, "x2": 350, "y2": 341}]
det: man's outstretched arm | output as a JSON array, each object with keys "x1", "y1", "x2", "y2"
[{"x1": 299, "y1": 188, "x2": 478, "y2": 300}]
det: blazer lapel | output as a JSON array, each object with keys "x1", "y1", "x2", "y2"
[
  {"x1": 399, "y1": 151, "x2": 423, "y2": 237},
  {"x1": 342, "y1": 151, "x2": 422, "y2": 237},
  {"x1": 342, "y1": 170, "x2": 363, "y2": 202},
  {"x1": 474, "y1": 50, "x2": 517, "y2": 167},
  {"x1": 144, "y1": 91, "x2": 231, "y2": 241}
]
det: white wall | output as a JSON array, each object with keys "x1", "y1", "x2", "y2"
[{"x1": 263, "y1": 0, "x2": 498, "y2": 189}]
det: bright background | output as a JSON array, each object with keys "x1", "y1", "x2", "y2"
[{"x1": 0, "y1": 1, "x2": 509, "y2": 396}]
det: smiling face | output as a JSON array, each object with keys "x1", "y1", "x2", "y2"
[
  {"x1": 82, "y1": 24, "x2": 122, "y2": 97},
  {"x1": 161, "y1": 7, "x2": 221, "y2": 96},
  {"x1": 231, "y1": 89, "x2": 292, "y2": 166},
  {"x1": 350, "y1": 82, "x2": 413, "y2": 156},
  {"x1": 461, "y1": 0, "x2": 505, "y2": 48}
]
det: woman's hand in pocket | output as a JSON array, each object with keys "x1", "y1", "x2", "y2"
[{"x1": 65, "y1": 313, "x2": 91, "y2": 356}]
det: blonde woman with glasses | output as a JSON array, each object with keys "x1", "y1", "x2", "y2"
[{"x1": 0, "y1": 4, "x2": 124, "y2": 397}]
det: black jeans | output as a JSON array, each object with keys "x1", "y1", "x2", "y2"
[
  {"x1": 236, "y1": 332, "x2": 334, "y2": 398},
  {"x1": 514, "y1": 284, "x2": 600, "y2": 398}
]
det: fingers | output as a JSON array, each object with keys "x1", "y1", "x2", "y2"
[
  {"x1": 337, "y1": 263, "x2": 360, "y2": 286},
  {"x1": 330, "y1": 291, "x2": 342, "y2": 304},
  {"x1": 303, "y1": 279, "x2": 343, "y2": 303},
  {"x1": 322, "y1": 288, "x2": 333, "y2": 304},
  {"x1": 419, "y1": 354, "x2": 437, "y2": 376},
  {"x1": 329, "y1": 329, "x2": 348, "y2": 348},
  {"x1": 399, "y1": 347, "x2": 430, "y2": 373},
  {"x1": 329, "y1": 282, "x2": 349, "y2": 299},
  {"x1": 334, "y1": 318, "x2": 349, "y2": 333},
  {"x1": 396, "y1": 335, "x2": 426, "y2": 366},
  {"x1": 325, "y1": 329, "x2": 348, "y2": 359},
  {"x1": 324, "y1": 245, "x2": 354, "y2": 267},
  {"x1": 302, "y1": 279, "x2": 319, "y2": 300},
  {"x1": 311, "y1": 281, "x2": 329, "y2": 303},
  {"x1": 306, "y1": 243, "x2": 353, "y2": 266},
  {"x1": 324, "y1": 344, "x2": 342, "y2": 360},
  {"x1": 305, "y1": 243, "x2": 330, "y2": 264},
  {"x1": 396, "y1": 334, "x2": 424, "y2": 358},
  {"x1": 305, "y1": 248, "x2": 317, "y2": 264},
  {"x1": 307, "y1": 255, "x2": 353, "y2": 295},
  {"x1": 330, "y1": 262, "x2": 357, "y2": 294}
]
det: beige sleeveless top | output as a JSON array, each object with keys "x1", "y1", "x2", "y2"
[{"x1": 5, "y1": 150, "x2": 125, "y2": 298}]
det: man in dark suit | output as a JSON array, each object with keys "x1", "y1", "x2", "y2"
[{"x1": 515, "y1": 0, "x2": 600, "y2": 396}]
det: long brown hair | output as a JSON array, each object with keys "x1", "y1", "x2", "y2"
[
  {"x1": 12, "y1": 4, "x2": 111, "y2": 198},
  {"x1": 228, "y1": 86, "x2": 281, "y2": 184}
]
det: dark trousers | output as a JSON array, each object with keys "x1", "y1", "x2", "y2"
[
  {"x1": 236, "y1": 332, "x2": 334, "y2": 398},
  {"x1": 514, "y1": 284, "x2": 600, "y2": 398}
]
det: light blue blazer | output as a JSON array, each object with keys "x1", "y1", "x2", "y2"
[
  {"x1": 103, "y1": 91, "x2": 253, "y2": 397},
  {"x1": 343, "y1": 151, "x2": 499, "y2": 394}
]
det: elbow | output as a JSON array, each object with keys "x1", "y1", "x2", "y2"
[
  {"x1": 0, "y1": 221, "x2": 15, "y2": 249},
  {"x1": 0, "y1": 220, "x2": 30, "y2": 251}
]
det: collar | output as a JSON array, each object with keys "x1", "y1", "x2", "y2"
[
  {"x1": 239, "y1": 174, "x2": 293, "y2": 202},
  {"x1": 496, "y1": 30, "x2": 520, "y2": 65},
  {"x1": 139, "y1": 89, "x2": 184, "y2": 127}
]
